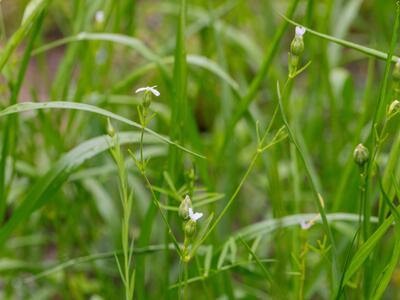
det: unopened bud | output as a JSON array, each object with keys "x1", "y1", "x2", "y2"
[
  {"x1": 290, "y1": 26, "x2": 305, "y2": 56},
  {"x1": 388, "y1": 100, "x2": 400, "y2": 116},
  {"x1": 353, "y1": 143, "x2": 369, "y2": 167},
  {"x1": 393, "y1": 59, "x2": 400, "y2": 81},
  {"x1": 184, "y1": 219, "x2": 196, "y2": 237},
  {"x1": 95, "y1": 11, "x2": 104, "y2": 23},
  {"x1": 143, "y1": 93, "x2": 152, "y2": 109},
  {"x1": 107, "y1": 118, "x2": 115, "y2": 137},
  {"x1": 178, "y1": 195, "x2": 192, "y2": 220}
]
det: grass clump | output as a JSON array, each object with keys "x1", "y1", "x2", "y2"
[{"x1": 1, "y1": 0, "x2": 400, "y2": 299}]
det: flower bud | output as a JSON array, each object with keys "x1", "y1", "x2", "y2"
[
  {"x1": 94, "y1": 11, "x2": 105, "y2": 31},
  {"x1": 178, "y1": 195, "x2": 192, "y2": 220},
  {"x1": 290, "y1": 26, "x2": 305, "y2": 56},
  {"x1": 290, "y1": 37, "x2": 304, "y2": 57},
  {"x1": 393, "y1": 59, "x2": 400, "y2": 81},
  {"x1": 388, "y1": 99, "x2": 400, "y2": 116},
  {"x1": 143, "y1": 94, "x2": 152, "y2": 109},
  {"x1": 107, "y1": 118, "x2": 115, "y2": 137},
  {"x1": 184, "y1": 219, "x2": 196, "y2": 237},
  {"x1": 353, "y1": 143, "x2": 369, "y2": 167}
]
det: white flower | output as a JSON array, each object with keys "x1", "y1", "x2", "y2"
[
  {"x1": 295, "y1": 26, "x2": 306, "y2": 37},
  {"x1": 135, "y1": 86, "x2": 160, "y2": 97},
  {"x1": 188, "y1": 207, "x2": 203, "y2": 222},
  {"x1": 95, "y1": 11, "x2": 105, "y2": 24},
  {"x1": 300, "y1": 220, "x2": 312, "y2": 230}
]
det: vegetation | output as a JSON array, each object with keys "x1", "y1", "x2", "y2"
[{"x1": 1, "y1": 0, "x2": 400, "y2": 299}]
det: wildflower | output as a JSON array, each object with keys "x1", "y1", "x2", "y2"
[
  {"x1": 95, "y1": 10, "x2": 105, "y2": 24},
  {"x1": 107, "y1": 118, "x2": 115, "y2": 137},
  {"x1": 290, "y1": 26, "x2": 305, "y2": 56},
  {"x1": 188, "y1": 207, "x2": 203, "y2": 222},
  {"x1": 388, "y1": 99, "x2": 400, "y2": 116},
  {"x1": 295, "y1": 26, "x2": 306, "y2": 37},
  {"x1": 135, "y1": 86, "x2": 160, "y2": 97},
  {"x1": 353, "y1": 143, "x2": 369, "y2": 167},
  {"x1": 178, "y1": 195, "x2": 192, "y2": 220},
  {"x1": 300, "y1": 220, "x2": 313, "y2": 230},
  {"x1": 180, "y1": 197, "x2": 203, "y2": 239},
  {"x1": 289, "y1": 26, "x2": 306, "y2": 76},
  {"x1": 393, "y1": 58, "x2": 400, "y2": 81},
  {"x1": 184, "y1": 208, "x2": 202, "y2": 237}
]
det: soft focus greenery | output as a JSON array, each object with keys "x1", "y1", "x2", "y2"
[{"x1": 1, "y1": 0, "x2": 400, "y2": 299}]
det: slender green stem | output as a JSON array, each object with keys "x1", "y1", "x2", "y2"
[
  {"x1": 189, "y1": 106, "x2": 281, "y2": 257},
  {"x1": 276, "y1": 78, "x2": 339, "y2": 285},
  {"x1": 110, "y1": 135, "x2": 135, "y2": 300},
  {"x1": 280, "y1": 14, "x2": 400, "y2": 63}
]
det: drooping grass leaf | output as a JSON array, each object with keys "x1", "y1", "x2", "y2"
[
  {"x1": 0, "y1": 101, "x2": 205, "y2": 158},
  {"x1": 0, "y1": 132, "x2": 162, "y2": 248}
]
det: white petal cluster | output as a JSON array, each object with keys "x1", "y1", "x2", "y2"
[
  {"x1": 135, "y1": 86, "x2": 160, "y2": 97},
  {"x1": 295, "y1": 26, "x2": 306, "y2": 37},
  {"x1": 300, "y1": 220, "x2": 312, "y2": 230},
  {"x1": 188, "y1": 207, "x2": 203, "y2": 222}
]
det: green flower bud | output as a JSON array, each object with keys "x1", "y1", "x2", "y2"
[
  {"x1": 290, "y1": 36, "x2": 304, "y2": 56},
  {"x1": 353, "y1": 143, "x2": 369, "y2": 167},
  {"x1": 178, "y1": 195, "x2": 192, "y2": 220},
  {"x1": 94, "y1": 11, "x2": 105, "y2": 31},
  {"x1": 107, "y1": 118, "x2": 115, "y2": 137},
  {"x1": 290, "y1": 26, "x2": 306, "y2": 56},
  {"x1": 143, "y1": 93, "x2": 152, "y2": 109},
  {"x1": 388, "y1": 99, "x2": 400, "y2": 116},
  {"x1": 393, "y1": 59, "x2": 400, "y2": 81},
  {"x1": 184, "y1": 219, "x2": 196, "y2": 237}
]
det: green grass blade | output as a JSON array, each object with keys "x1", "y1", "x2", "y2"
[
  {"x1": 0, "y1": 101, "x2": 204, "y2": 158},
  {"x1": 0, "y1": 0, "x2": 51, "y2": 71},
  {"x1": 280, "y1": 14, "x2": 400, "y2": 63},
  {"x1": 0, "y1": 132, "x2": 160, "y2": 248}
]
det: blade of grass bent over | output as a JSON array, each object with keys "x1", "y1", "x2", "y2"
[
  {"x1": 0, "y1": 0, "x2": 51, "y2": 71},
  {"x1": 276, "y1": 80, "x2": 338, "y2": 284},
  {"x1": 0, "y1": 132, "x2": 154, "y2": 248},
  {"x1": 0, "y1": 101, "x2": 204, "y2": 159},
  {"x1": 280, "y1": 14, "x2": 400, "y2": 63}
]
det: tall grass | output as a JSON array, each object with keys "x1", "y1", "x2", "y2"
[{"x1": 1, "y1": 0, "x2": 400, "y2": 299}]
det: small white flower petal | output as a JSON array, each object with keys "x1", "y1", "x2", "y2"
[
  {"x1": 300, "y1": 220, "x2": 312, "y2": 230},
  {"x1": 135, "y1": 87, "x2": 147, "y2": 94},
  {"x1": 149, "y1": 87, "x2": 160, "y2": 96},
  {"x1": 295, "y1": 26, "x2": 306, "y2": 37},
  {"x1": 95, "y1": 11, "x2": 105, "y2": 23},
  {"x1": 188, "y1": 207, "x2": 203, "y2": 221},
  {"x1": 135, "y1": 86, "x2": 160, "y2": 96}
]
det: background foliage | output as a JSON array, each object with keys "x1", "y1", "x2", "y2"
[{"x1": 1, "y1": 0, "x2": 400, "y2": 299}]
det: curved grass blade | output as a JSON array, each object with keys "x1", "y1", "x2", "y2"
[
  {"x1": 112, "y1": 55, "x2": 241, "y2": 95},
  {"x1": 0, "y1": 132, "x2": 162, "y2": 248},
  {"x1": 280, "y1": 14, "x2": 400, "y2": 63},
  {"x1": 277, "y1": 80, "x2": 338, "y2": 282},
  {"x1": 232, "y1": 213, "x2": 377, "y2": 241},
  {"x1": 32, "y1": 32, "x2": 160, "y2": 62},
  {"x1": 0, "y1": 101, "x2": 205, "y2": 159},
  {"x1": 24, "y1": 244, "x2": 176, "y2": 283},
  {"x1": 343, "y1": 213, "x2": 396, "y2": 285},
  {"x1": 371, "y1": 174, "x2": 400, "y2": 299},
  {"x1": 0, "y1": 0, "x2": 51, "y2": 71},
  {"x1": 169, "y1": 259, "x2": 275, "y2": 290},
  {"x1": 32, "y1": 33, "x2": 240, "y2": 94}
]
